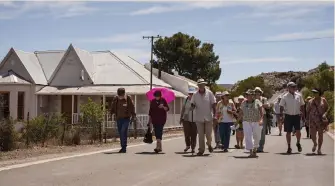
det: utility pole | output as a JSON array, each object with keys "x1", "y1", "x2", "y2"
[{"x1": 143, "y1": 35, "x2": 161, "y2": 90}]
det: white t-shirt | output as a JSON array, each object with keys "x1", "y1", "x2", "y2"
[
  {"x1": 220, "y1": 104, "x2": 234, "y2": 123},
  {"x1": 279, "y1": 92, "x2": 305, "y2": 115}
]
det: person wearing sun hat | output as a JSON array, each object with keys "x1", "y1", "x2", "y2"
[
  {"x1": 239, "y1": 89, "x2": 263, "y2": 157},
  {"x1": 190, "y1": 78, "x2": 216, "y2": 156},
  {"x1": 279, "y1": 82, "x2": 305, "y2": 154},
  {"x1": 233, "y1": 95, "x2": 245, "y2": 149},
  {"x1": 254, "y1": 87, "x2": 270, "y2": 153},
  {"x1": 180, "y1": 87, "x2": 198, "y2": 153},
  {"x1": 213, "y1": 92, "x2": 222, "y2": 148},
  {"x1": 216, "y1": 91, "x2": 236, "y2": 152}
]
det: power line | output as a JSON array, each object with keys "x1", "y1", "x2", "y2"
[
  {"x1": 202, "y1": 36, "x2": 334, "y2": 44},
  {"x1": 143, "y1": 35, "x2": 161, "y2": 90}
]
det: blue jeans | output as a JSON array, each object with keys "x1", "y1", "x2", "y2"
[
  {"x1": 117, "y1": 118, "x2": 130, "y2": 149},
  {"x1": 258, "y1": 116, "x2": 267, "y2": 151},
  {"x1": 219, "y1": 122, "x2": 233, "y2": 149}
]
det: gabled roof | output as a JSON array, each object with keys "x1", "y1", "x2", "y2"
[
  {"x1": 0, "y1": 48, "x2": 47, "y2": 85},
  {"x1": 0, "y1": 45, "x2": 173, "y2": 87},
  {"x1": 48, "y1": 44, "x2": 93, "y2": 84},
  {"x1": 35, "y1": 50, "x2": 65, "y2": 80},
  {"x1": 0, "y1": 70, "x2": 30, "y2": 85}
]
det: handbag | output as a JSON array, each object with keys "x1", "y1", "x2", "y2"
[{"x1": 143, "y1": 127, "x2": 153, "y2": 144}]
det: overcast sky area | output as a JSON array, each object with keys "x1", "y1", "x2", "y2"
[{"x1": 0, "y1": 1, "x2": 334, "y2": 84}]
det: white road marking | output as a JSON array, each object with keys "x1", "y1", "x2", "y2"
[{"x1": 0, "y1": 137, "x2": 183, "y2": 172}]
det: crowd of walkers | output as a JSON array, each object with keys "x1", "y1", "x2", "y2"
[{"x1": 110, "y1": 79, "x2": 330, "y2": 157}]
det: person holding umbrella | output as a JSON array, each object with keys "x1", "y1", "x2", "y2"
[
  {"x1": 148, "y1": 90, "x2": 170, "y2": 153},
  {"x1": 180, "y1": 87, "x2": 198, "y2": 153},
  {"x1": 190, "y1": 79, "x2": 216, "y2": 156}
]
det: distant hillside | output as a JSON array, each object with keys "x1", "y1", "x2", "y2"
[
  {"x1": 218, "y1": 84, "x2": 234, "y2": 90},
  {"x1": 231, "y1": 65, "x2": 334, "y2": 92}
]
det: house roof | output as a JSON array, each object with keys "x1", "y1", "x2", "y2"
[
  {"x1": 36, "y1": 85, "x2": 185, "y2": 97},
  {"x1": 35, "y1": 50, "x2": 65, "y2": 80},
  {"x1": 0, "y1": 71, "x2": 30, "y2": 85},
  {"x1": 0, "y1": 45, "x2": 171, "y2": 87}
]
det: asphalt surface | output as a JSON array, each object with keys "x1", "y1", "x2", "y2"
[{"x1": 0, "y1": 128, "x2": 334, "y2": 186}]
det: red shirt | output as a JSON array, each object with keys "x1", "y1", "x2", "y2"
[{"x1": 149, "y1": 98, "x2": 169, "y2": 125}]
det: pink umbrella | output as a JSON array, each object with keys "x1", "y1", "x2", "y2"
[{"x1": 146, "y1": 87, "x2": 176, "y2": 104}]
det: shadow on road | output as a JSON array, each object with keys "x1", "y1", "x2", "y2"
[
  {"x1": 103, "y1": 152, "x2": 120, "y2": 155},
  {"x1": 135, "y1": 152, "x2": 166, "y2": 155},
  {"x1": 274, "y1": 152, "x2": 300, "y2": 155},
  {"x1": 304, "y1": 153, "x2": 327, "y2": 156},
  {"x1": 175, "y1": 152, "x2": 189, "y2": 155},
  {"x1": 231, "y1": 156, "x2": 258, "y2": 159},
  {"x1": 182, "y1": 154, "x2": 210, "y2": 158},
  {"x1": 243, "y1": 151, "x2": 269, "y2": 154}
]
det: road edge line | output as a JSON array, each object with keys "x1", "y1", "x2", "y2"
[{"x1": 0, "y1": 136, "x2": 183, "y2": 172}]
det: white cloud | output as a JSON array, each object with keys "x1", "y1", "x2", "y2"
[
  {"x1": 0, "y1": 1, "x2": 97, "y2": 19},
  {"x1": 265, "y1": 29, "x2": 334, "y2": 41},
  {"x1": 221, "y1": 57, "x2": 298, "y2": 65}
]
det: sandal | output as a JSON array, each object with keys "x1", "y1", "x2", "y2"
[
  {"x1": 317, "y1": 150, "x2": 322, "y2": 155},
  {"x1": 235, "y1": 145, "x2": 240, "y2": 149}
]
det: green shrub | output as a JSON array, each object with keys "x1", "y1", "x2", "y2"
[
  {"x1": 64, "y1": 128, "x2": 81, "y2": 146},
  {"x1": 0, "y1": 118, "x2": 17, "y2": 151},
  {"x1": 323, "y1": 91, "x2": 334, "y2": 123}
]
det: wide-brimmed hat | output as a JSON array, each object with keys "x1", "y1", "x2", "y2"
[
  {"x1": 221, "y1": 91, "x2": 230, "y2": 96},
  {"x1": 306, "y1": 96, "x2": 313, "y2": 100},
  {"x1": 287, "y1": 82, "x2": 297, "y2": 87},
  {"x1": 237, "y1": 95, "x2": 245, "y2": 99},
  {"x1": 197, "y1": 78, "x2": 207, "y2": 85},
  {"x1": 188, "y1": 87, "x2": 197, "y2": 94},
  {"x1": 245, "y1": 89, "x2": 255, "y2": 95},
  {"x1": 311, "y1": 89, "x2": 319, "y2": 93},
  {"x1": 254, "y1": 87, "x2": 263, "y2": 93},
  {"x1": 215, "y1": 91, "x2": 222, "y2": 96}
]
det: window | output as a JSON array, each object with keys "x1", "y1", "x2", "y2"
[
  {"x1": 17, "y1": 92, "x2": 25, "y2": 120},
  {"x1": 0, "y1": 92, "x2": 10, "y2": 120}
]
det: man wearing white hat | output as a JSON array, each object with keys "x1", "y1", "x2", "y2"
[
  {"x1": 190, "y1": 79, "x2": 216, "y2": 155},
  {"x1": 279, "y1": 82, "x2": 305, "y2": 154}
]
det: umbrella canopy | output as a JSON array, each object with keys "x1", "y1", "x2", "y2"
[{"x1": 146, "y1": 87, "x2": 176, "y2": 104}]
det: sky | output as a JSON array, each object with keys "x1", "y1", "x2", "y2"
[{"x1": 0, "y1": 1, "x2": 334, "y2": 84}]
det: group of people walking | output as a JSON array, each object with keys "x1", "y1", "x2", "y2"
[
  {"x1": 110, "y1": 79, "x2": 329, "y2": 157},
  {"x1": 180, "y1": 80, "x2": 330, "y2": 157}
]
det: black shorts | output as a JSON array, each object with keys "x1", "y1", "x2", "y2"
[{"x1": 284, "y1": 114, "x2": 301, "y2": 132}]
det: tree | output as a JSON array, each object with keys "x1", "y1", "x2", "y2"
[
  {"x1": 153, "y1": 32, "x2": 221, "y2": 88},
  {"x1": 230, "y1": 76, "x2": 273, "y2": 98}
]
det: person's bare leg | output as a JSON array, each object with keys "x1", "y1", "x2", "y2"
[
  {"x1": 286, "y1": 132, "x2": 292, "y2": 153},
  {"x1": 240, "y1": 131, "x2": 244, "y2": 148},
  {"x1": 311, "y1": 127, "x2": 317, "y2": 152},
  {"x1": 317, "y1": 129, "x2": 323, "y2": 154}
]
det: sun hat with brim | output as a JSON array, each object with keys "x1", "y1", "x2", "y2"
[
  {"x1": 238, "y1": 95, "x2": 245, "y2": 99},
  {"x1": 215, "y1": 92, "x2": 222, "y2": 96},
  {"x1": 188, "y1": 87, "x2": 197, "y2": 94},
  {"x1": 197, "y1": 78, "x2": 207, "y2": 85},
  {"x1": 287, "y1": 82, "x2": 297, "y2": 87},
  {"x1": 311, "y1": 89, "x2": 319, "y2": 93},
  {"x1": 221, "y1": 91, "x2": 230, "y2": 96},
  {"x1": 306, "y1": 96, "x2": 313, "y2": 100},
  {"x1": 245, "y1": 89, "x2": 255, "y2": 95},
  {"x1": 254, "y1": 87, "x2": 263, "y2": 93}
]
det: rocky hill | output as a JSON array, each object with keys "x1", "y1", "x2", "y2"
[{"x1": 231, "y1": 66, "x2": 333, "y2": 92}]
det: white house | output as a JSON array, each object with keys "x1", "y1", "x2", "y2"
[{"x1": 0, "y1": 44, "x2": 189, "y2": 130}]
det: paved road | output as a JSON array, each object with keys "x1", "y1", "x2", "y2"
[{"x1": 0, "y1": 129, "x2": 334, "y2": 186}]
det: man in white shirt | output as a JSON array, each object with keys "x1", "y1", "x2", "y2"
[
  {"x1": 274, "y1": 97, "x2": 283, "y2": 135},
  {"x1": 190, "y1": 79, "x2": 216, "y2": 156},
  {"x1": 279, "y1": 82, "x2": 305, "y2": 154}
]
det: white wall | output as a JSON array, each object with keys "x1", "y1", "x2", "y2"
[{"x1": 0, "y1": 84, "x2": 36, "y2": 120}]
